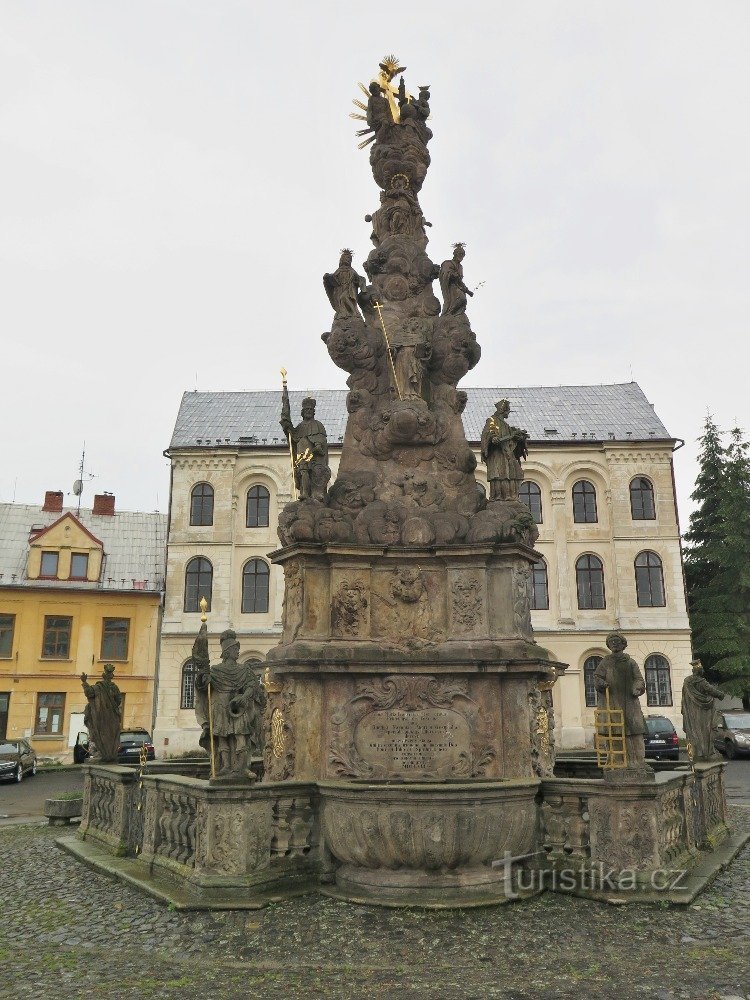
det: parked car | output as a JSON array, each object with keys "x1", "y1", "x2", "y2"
[
  {"x1": 117, "y1": 729, "x2": 155, "y2": 765},
  {"x1": 644, "y1": 715, "x2": 680, "y2": 760},
  {"x1": 713, "y1": 711, "x2": 750, "y2": 759},
  {"x1": 0, "y1": 740, "x2": 38, "y2": 782},
  {"x1": 73, "y1": 731, "x2": 91, "y2": 764}
]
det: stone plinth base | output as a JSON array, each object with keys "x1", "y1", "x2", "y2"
[
  {"x1": 538, "y1": 761, "x2": 743, "y2": 902},
  {"x1": 68, "y1": 752, "x2": 745, "y2": 909}
]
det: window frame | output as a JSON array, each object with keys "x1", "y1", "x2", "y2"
[
  {"x1": 629, "y1": 476, "x2": 656, "y2": 520},
  {"x1": 583, "y1": 654, "x2": 603, "y2": 708},
  {"x1": 100, "y1": 617, "x2": 130, "y2": 661},
  {"x1": 39, "y1": 551, "x2": 60, "y2": 578},
  {"x1": 519, "y1": 481, "x2": 543, "y2": 525},
  {"x1": 246, "y1": 484, "x2": 271, "y2": 528},
  {"x1": 530, "y1": 558, "x2": 549, "y2": 610},
  {"x1": 645, "y1": 654, "x2": 673, "y2": 707},
  {"x1": 572, "y1": 480, "x2": 598, "y2": 524},
  {"x1": 70, "y1": 552, "x2": 89, "y2": 580},
  {"x1": 189, "y1": 482, "x2": 215, "y2": 527},
  {"x1": 184, "y1": 557, "x2": 213, "y2": 613},
  {"x1": 0, "y1": 614, "x2": 15, "y2": 658},
  {"x1": 41, "y1": 616, "x2": 73, "y2": 659},
  {"x1": 35, "y1": 692, "x2": 66, "y2": 735},
  {"x1": 180, "y1": 659, "x2": 196, "y2": 710},
  {"x1": 635, "y1": 550, "x2": 666, "y2": 608},
  {"x1": 575, "y1": 554, "x2": 606, "y2": 610},
  {"x1": 241, "y1": 558, "x2": 270, "y2": 614}
]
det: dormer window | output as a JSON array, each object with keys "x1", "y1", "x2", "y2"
[
  {"x1": 70, "y1": 553, "x2": 89, "y2": 579},
  {"x1": 40, "y1": 551, "x2": 59, "y2": 578}
]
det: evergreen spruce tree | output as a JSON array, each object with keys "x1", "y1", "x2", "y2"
[{"x1": 684, "y1": 418, "x2": 750, "y2": 710}]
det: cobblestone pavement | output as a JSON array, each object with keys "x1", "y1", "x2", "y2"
[{"x1": 1, "y1": 809, "x2": 748, "y2": 1000}]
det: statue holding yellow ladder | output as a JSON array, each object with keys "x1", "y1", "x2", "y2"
[{"x1": 594, "y1": 632, "x2": 653, "y2": 779}]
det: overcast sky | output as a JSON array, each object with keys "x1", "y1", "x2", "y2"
[{"x1": 2, "y1": 1, "x2": 749, "y2": 522}]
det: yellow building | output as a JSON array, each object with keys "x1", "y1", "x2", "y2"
[{"x1": 0, "y1": 491, "x2": 166, "y2": 760}]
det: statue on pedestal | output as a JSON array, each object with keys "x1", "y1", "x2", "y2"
[
  {"x1": 192, "y1": 624, "x2": 266, "y2": 781},
  {"x1": 439, "y1": 244, "x2": 473, "y2": 316},
  {"x1": 323, "y1": 249, "x2": 366, "y2": 320},
  {"x1": 480, "y1": 400, "x2": 529, "y2": 501},
  {"x1": 594, "y1": 633, "x2": 650, "y2": 775},
  {"x1": 280, "y1": 392, "x2": 331, "y2": 502},
  {"x1": 80, "y1": 664, "x2": 122, "y2": 763},
  {"x1": 682, "y1": 659, "x2": 725, "y2": 762}
]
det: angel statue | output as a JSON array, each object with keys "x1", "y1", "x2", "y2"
[{"x1": 480, "y1": 399, "x2": 530, "y2": 501}]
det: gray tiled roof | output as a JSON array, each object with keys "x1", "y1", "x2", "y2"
[
  {"x1": 169, "y1": 383, "x2": 672, "y2": 449},
  {"x1": 0, "y1": 504, "x2": 167, "y2": 593}
]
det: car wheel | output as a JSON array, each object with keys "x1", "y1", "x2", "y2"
[
  {"x1": 725, "y1": 741, "x2": 737, "y2": 760},
  {"x1": 15, "y1": 765, "x2": 23, "y2": 783}
]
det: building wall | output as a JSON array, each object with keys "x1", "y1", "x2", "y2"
[
  {"x1": 154, "y1": 440, "x2": 692, "y2": 754},
  {"x1": 0, "y1": 587, "x2": 161, "y2": 759}
]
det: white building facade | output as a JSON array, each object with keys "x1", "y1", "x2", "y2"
[{"x1": 154, "y1": 383, "x2": 692, "y2": 753}]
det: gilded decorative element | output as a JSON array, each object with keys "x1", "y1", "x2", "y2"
[{"x1": 271, "y1": 707, "x2": 286, "y2": 759}]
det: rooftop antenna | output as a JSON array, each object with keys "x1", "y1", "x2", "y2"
[{"x1": 72, "y1": 443, "x2": 96, "y2": 516}]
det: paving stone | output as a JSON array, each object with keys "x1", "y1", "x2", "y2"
[{"x1": 0, "y1": 807, "x2": 749, "y2": 999}]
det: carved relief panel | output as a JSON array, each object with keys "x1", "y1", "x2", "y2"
[
  {"x1": 370, "y1": 566, "x2": 445, "y2": 648},
  {"x1": 328, "y1": 674, "x2": 498, "y2": 780},
  {"x1": 449, "y1": 572, "x2": 485, "y2": 637}
]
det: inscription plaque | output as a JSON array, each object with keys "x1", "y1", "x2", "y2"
[{"x1": 353, "y1": 707, "x2": 471, "y2": 778}]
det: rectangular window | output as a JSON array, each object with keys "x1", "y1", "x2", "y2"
[
  {"x1": 70, "y1": 553, "x2": 89, "y2": 579},
  {"x1": 41, "y1": 616, "x2": 72, "y2": 659},
  {"x1": 40, "y1": 551, "x2": 59, "y2": 577},
  {"x1": 35, "y1": 692, "x2": 65, "y2": 735},
  {"x1": 101, "y1": 618, "x2": 130, "y2": 661},
  {"x1": 0, "y1": 615, "x2": 14, "y2": 658}
]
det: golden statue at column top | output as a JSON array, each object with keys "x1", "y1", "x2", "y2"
[{"x1": 351, "y1": 54, "x2": 412, "y2": 134}]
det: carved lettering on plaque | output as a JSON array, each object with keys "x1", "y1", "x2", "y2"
[
  {"x1": 354, "y1": 707, "x2": 471, "y2": 777},
  {"x1": 329, "y1": 674, "x2": 497, "y2": 780}
]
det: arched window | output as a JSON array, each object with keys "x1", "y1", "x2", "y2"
[
  {"x1": 583, "y1": 654, "x2": 603, "y2": 707},
  {"x1": 519, "y1": 482, "x2": 543, "y2": 524},
  {"x1": 184, "y1": 557, "x2": 212, "y2": 613},
  {"x1": 645, "y1": 654, "x2": 673, "y2": 706},
  {"x1": 576, "y1": 554, "x2": 606, "y2": 609},
  {"x1": 190, "y1": 483, "x2": 214, "y2": 526},
  {"x1": 630, "y1": 476, "x2": 656, "y2": 520},
  {"x1": 530, "y1": 559, "x2": 549, "y2": 610},
  {"x1": 246, "y1": 485, "x2": 270, "y2": 528},
  {"x1": 635, "y1": 551, "x2": 666, "y2": 607},
  {"x1": 572, "y1": 480, "x2": 598, "y2": 523},
  {"x1": 242, "y1": 559, "x2": 270, "y2": 614},
  {"x1": 180, "y1": 660, "x2": 196, "y2": 710}
]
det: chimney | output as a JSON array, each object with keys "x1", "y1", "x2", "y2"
[
  {"x1": 92, "y1": 493, "x2": 116, "y2": 516},
  {"x1": 42, "y1": 490, "x2": 64, "y2": 513}
]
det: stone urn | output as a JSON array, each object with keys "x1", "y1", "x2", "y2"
[{"x1": 45, "y1": 796, "x2": 83, "y2": 826}]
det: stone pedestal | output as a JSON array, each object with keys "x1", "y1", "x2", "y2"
[{"x1": 263, "y1": 541, "x2": 563, "y2": 905}]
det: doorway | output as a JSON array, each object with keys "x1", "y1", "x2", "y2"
[{"x1": 0, "y1": 693, "x2": 9, "y2": 741}]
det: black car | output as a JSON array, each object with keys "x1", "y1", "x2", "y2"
[
  {"x1": 117, "y1": 729, "x2": 155, "y2": 764},
  {"x1": 713, "y1": 711, "x2": 750, "y2": 759},
  {"x1": 0, "y1": 739, "x2": 38, "y2": 782},
  {"x1": 73, "y1": 730, "x2": 91, "y2": 764},
  {"x1": 644, "y1": 716, "x2": 680, "y2": 760}
]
